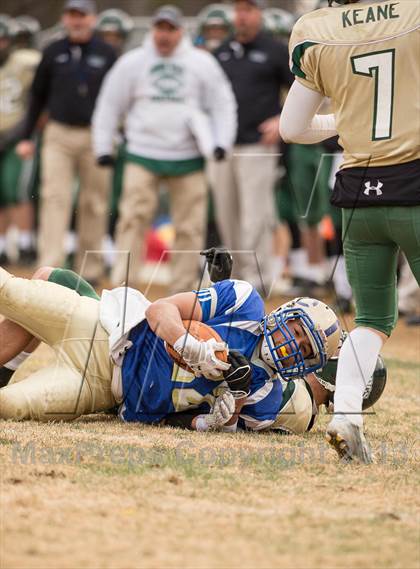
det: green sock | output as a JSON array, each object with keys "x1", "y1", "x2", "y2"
[{"x1": 48, "y1": 268, "x2": 100, "y2": 300}]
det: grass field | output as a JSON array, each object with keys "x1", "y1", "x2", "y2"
[{"x1": 0, "y1": 286, "x2": 419, "y2": 569}]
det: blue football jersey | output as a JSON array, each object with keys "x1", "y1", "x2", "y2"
[{"x1": 120, "y1": 279, "x2": 282, "y2": 424}]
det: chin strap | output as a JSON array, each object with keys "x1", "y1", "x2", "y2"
[{"x1": 314, "y1": 373, "x2": 335, "y2": 393}]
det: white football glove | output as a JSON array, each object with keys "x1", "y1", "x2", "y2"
[
  {"x1": 173, "y1": 333, "x2": 230, "y2": 379},
  {"x1": 195, "y1": 391, "x2": 236, "y2": 431}
]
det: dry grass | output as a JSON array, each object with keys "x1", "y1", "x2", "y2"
[{"x1": 0, "y1": 284, "x2": 419, "y2": 569}]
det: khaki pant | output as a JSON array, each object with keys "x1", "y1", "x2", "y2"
[
  {"x1": 0, "y1": 268, "x2": 114, "y2": 421},
  {"x1": 39, "y1": 121, "x2": 110, "y2": 281},
  {"x1": 208, "y1": 144, "x2": 278, "y2": 289},
  {"x1": 111, "y1": 163, "x2": 207, "y2": 294}
]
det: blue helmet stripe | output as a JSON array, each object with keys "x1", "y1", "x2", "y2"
[{"x1": 325, "y1": 320, "x2": 339, "y2": 337}]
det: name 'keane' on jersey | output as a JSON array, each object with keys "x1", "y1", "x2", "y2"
[{"x1": 342, "y1": 2, "x2": 400, "y2": 28}]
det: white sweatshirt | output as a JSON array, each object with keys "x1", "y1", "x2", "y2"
[{"x1": 93, "y1": 35, "x2": 237, "y2": 161}]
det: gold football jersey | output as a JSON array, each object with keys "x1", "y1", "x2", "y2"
[
  {"x1": 0, "y1": 49, "x2": 40, "y2": 134},
  {"x1": 289, "y1": 0, "x2": 420, "y2": 168}
]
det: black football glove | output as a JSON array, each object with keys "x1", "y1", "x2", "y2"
[
  {"x1": 97, "y1": 154, "x2": 115, "y2": 167},
  {"x1": 213, "y1": 146, "x2": 226, "y2": 161},
  {"x1": 223, "y1": 350, "x2": 252, "y2": 398},
  {"x1": 200, "y1": 247, "x2": 233, "y2": 282}
]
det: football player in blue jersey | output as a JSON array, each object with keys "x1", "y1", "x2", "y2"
[
  {"x1": 143, "y1": 280, "x2": 341, "y2": 434},
  {"x1": 0, "y1": 255, "x2": 344, "y2": 434}
]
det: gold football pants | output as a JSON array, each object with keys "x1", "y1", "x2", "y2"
[{"x1": 0, "y1": 268, "x2": 115, "y2": 421}]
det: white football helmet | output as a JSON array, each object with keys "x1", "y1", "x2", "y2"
[{"x1": 260, "y1": 297, "x2": 341, "y2": 379}]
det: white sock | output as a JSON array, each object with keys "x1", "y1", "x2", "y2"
[
  {"x1": 65, "y1": 231, "x2": 77, "y2": 254},
  {"x1": 272, "y1": 256, "x2": 286, "y2": 280},
  {"x1": 18, "y1": 231, "x2": 33, "y2": 250},
  {"x1": 306, "y1": 262, "x2": 327, "y2": 285},
  {"x1": 289, "y1": 248, "x2": 308, "y2": 279},
  {"x1": 102, "y1": 234, "x2": 115, "y2": 268},
  {"x1": 333, "y1": 328, "x2": 383, "y2": 426},
  {"x1": 4, "y1": 351, "x2": 31, "y2": 371},
  {"x1": 331, "y1": 255, "x2": 352, "y2": 300}
]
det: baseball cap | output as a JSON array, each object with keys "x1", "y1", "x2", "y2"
[
  {"x1": 152, "y1": 5, "x2": 183, "y2": 28},
  {"x1": 205, "y1": 9, "x2": 231, "y2": 27},
  {"x1": 234, "y1": 0, "x2": 267, "y2": 9},
  {"x1": 0, "y1": 15, "x2": 12, "y2": 39},
  {"x1": 63, "y1": 0, "x2": 97, "y2": 14}
]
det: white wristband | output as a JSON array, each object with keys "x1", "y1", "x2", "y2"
[
  {"x1": 195, "y1": 415, "x2": 210, "y2": 432},
  {"x1": 221, "y1": 422, "x2": 238, "y2": 433},
  {"x1": 4, "y1": 351, "x2": 31, "y2": 371},
  {"x1": 173, "y1": 332, "x2": 194, "y2": 355}
]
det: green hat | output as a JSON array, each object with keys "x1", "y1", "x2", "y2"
[
  {"x1": 96, "y1": 9, "x2": 134, "y2": 37},
  {"x1": 0, "y1": 14, "x2": 13, "y2": 39},
  {"x1": 263, "y1": 8, "x2": 295, "y2": 37},
  {"x1": 203, "y1": 7, "x2": 231, "y2": 28},
  {"x1": 14, "y1": 15, "x2": 41, "y2": 37},
  {"x1": 197, "y1": 4, "x2": 233, "y2": 32},
  {"x1": 234, "y1": 0, "x2": 267, "y2": 9}
]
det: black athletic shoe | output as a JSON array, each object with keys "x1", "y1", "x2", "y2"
[
  {"x1": 406, "y1": 314, "x2": 420, "y2": 326},
  {"x1": 18, "y1": 247, "x2": 37, "y2": 267},
  {"x1": 0, "y1": 251, "x2": 10, "y2": 266},
  {"x1": 0, "y1": 367, "x2": 14, "y2": 388},
  {"x1": 335, "y1": 296, "x2": 353, "y2": 314},
  {"x1": 291, "y1": 277, "x2": 328, "y2": 297}
]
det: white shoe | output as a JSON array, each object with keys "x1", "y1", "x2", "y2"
[{"x1": 326, "y1": 416, "x2": 373, "y2": 464}]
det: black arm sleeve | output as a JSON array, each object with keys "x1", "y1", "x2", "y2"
[
  {"x1": 22, "y1": 49, "x2": 52, "y2": 139},
  {"x1": 162, "y1": 410, "x2": 202, "y2": 430}
]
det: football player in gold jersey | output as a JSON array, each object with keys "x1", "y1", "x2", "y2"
[
  {"x1": 280, "y1": 0, "x2": 420, "y2": 463},
  {"x1": 0, "y1": 15, "x2": 40, "y2": 265}
]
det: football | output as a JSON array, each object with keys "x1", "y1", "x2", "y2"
[{"x1": 165, "y1": 320, "x2": 228, "y2": 372}]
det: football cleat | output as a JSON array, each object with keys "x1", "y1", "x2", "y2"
[{"x1": 326, "y1": 416, "x2": 373, "y2": 464}]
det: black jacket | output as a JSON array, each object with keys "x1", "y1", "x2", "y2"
[
  {"x1": 213, "y1": 32, "x2": 293, "y2": 145},
  {"x1": 22, "y1": 35, "x2": 117, "y2": 138}
]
